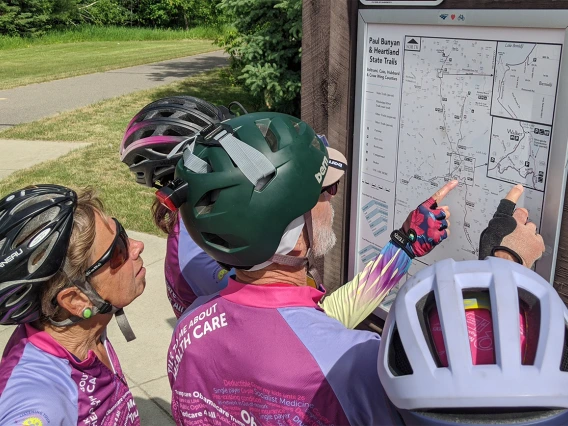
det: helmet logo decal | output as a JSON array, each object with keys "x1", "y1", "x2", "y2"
[
  {"x1": 29, "y1": 228, "x2": 51, "y2": 248},
  {"x1": 315, "y1": 156, "x2": 329, "y2": 184},
  {"x1": 0, "y1": 248, "x2": 24, "y2": 267}
]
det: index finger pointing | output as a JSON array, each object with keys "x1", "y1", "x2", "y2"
[
  {"x1": 432, "y1": 180, "x2": 459, "y2": 203},
  {"x1": 504, "y1": 184, "x2": 524, "y2": 204}
]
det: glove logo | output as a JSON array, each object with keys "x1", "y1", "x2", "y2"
[{"x1": 315, "y1": 156, "x2": 329, "y2": 184}]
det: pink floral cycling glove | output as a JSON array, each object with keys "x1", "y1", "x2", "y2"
[{"x1": 391, "y1": 197, "x2": 449, "y2": 258}]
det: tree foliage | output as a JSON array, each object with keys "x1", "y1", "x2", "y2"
[
  {"x1": 0, "y1": 0, "x2": 53, "y2": 37},
  {"x1": 0, "y1": 0, "x2": 226, "y2": 35},
  {"x1": 218, "y1": 0, "x2": 302, "y2": 115},
  {"x1": 132, "y1": 0, "x2": 224, "y2": 29}
]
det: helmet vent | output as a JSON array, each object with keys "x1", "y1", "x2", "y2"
[
  {"x1": 292, "y1": 121, "x2": 301, "y2": 134},
  {"x1": 518, "y1": 288, "x2": 540, "y2": 365},
  {"x1": 255, "y1": 172, "x2": 276, "y2": 192},
  {"x1": 388, "y1": 325, "x2": 414, "y2": 376},
  {"x1": 416, "y1": 291, "x2": 444, "y2": 367},
  {"x1": 11, "y1": 300, "x2": 34, "y2": 320},
  {"x1": 28, "y1": 231, "x2": 60, "y2": 274},
  {"x1": 194, "y1": 101, "x2": 218, "y2": 118},
  {"x1": 255, "y1": 118, "x2": 279, "y2": 152},
  {"x1": 179, "y1": 112, "x2": 208, "y2": 127},
  {"x1": 14, "y1": 207, "x2": 60, "y2": 247},
  {"x1": 5, "y1": 284, "x2": 32, "y2": 307},
  {"x1": 264, "y1": 128, "x2": 279, "y2": 152},
  {"x1": 163, "y1": 127, "x2": 184, "y2": 137},
  {"x1": 195, "y1": 190, "x2": 220, "y2": 216},
  {"x1": 203, "y1": 232, "x2": 233, "y2": 250},
  {"x1": 141, "y1": 128, "x2": 155, "y2": 139},
  {"x1": 311, "y1": 136, "x2": 322, "y2": 151},
  {"x1": 560, "y1": 324, "x2": 568, "y2": 372},
  {"x1": 133, "y1": 155, "x2": 147, "y2": 166},
  {"x1": 11, "y1": 194, "x2": 55, "y2": 215}
]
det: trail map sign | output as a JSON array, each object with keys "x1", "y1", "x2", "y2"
[{"x1": 349, "y1": 9, "x2": 568, "y2": 316}]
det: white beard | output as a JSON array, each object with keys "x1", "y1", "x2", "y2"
[{"x1": 312, "y1": 203, "x2": 336, "y2": 257}]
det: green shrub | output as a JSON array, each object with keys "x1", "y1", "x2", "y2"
[
  {"x1": 132, "y1": 0, "x2": 225, "y2": 30},
  {"x1": 0, "y1": 0, "x2": 53, "y2": 37},
  {"x1": 218, "y1": 0, "x2": 301, "y2": 115},
  {"x1": 77, "y1": 0, "x2": 131, "y2": 26}
]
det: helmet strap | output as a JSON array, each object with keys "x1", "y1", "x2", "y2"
[
  {"x1": 266, "y1": 211, "x2": 323, "y2": 289},
  {"x1": 50, "y1": 276, "x2": 136, "y2": 342}
]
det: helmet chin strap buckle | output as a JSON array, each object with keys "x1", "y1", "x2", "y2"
[{"x1": 200, "y1": 122, "x2": 234, "y2": 144}]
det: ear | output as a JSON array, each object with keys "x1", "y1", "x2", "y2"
[{"x1": 56, "y1": 287, "x2": 91, "y2": 318}]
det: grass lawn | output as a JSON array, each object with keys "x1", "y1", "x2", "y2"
[
  {"x1": 0, "y1": 69, "x2": 258, "y2": 236},
  {"x1": 0, "y1": 25, "x2": 228, "y2": 49},
  {"x1": 0, "y1": 40, "x2": 220, "y2": 90}
]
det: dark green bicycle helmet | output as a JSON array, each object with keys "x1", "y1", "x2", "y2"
[{"x1": 175, "y1": 112, "x2": 330, "y2": 268}]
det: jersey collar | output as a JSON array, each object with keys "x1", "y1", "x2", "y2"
[
  {"x1": 25, "y1": 323, "x2": 100, "y2": 366},
  {"x1": 221, "y1": 278, "x2": 325, "y2": 309}
]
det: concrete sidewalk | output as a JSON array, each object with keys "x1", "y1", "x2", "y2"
[
  {"x1": 0, "y1": 139, "x2": 90, "y2": 179},
  {"x1": 0, "y1": 231, "x2": 176, "y2": 425},
  {"x1": 0, "y1": 50, "x2": 228, "y2": 130}
]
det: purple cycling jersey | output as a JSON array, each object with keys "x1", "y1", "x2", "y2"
[
  {"x1": 165, "y1": 218, "x2": 230, "y2": 318},
  {"x1": 168, "y1": 279, "x2": 397, "y2": 426},
  {"x1": 0, "y1": 324, "x2": 139, "y2": 426}
]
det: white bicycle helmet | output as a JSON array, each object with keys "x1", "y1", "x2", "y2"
[{"x1": 378, "y1": 257, "x2": 568, "y2": 425}]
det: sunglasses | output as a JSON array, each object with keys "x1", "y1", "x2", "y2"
[
  {"x1": 85, "y1": 218, "x2": 130, "y2": 278},
  {"x1": 321, "y1": 181, "x2": 339, "y2": 196}
]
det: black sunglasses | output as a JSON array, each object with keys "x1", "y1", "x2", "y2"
[
  {"x1": 85, "y1": 218, "x2": 130, "y2": 278},
  {"x1": 321, "y1": 181, "x2": 339, "y2": 196}
]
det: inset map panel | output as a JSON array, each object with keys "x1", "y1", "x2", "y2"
[
  {"x1": 491, "y1": 42, "x2": 561, "y2": 125},
  {"x1": 488, "y1": 117, "x2": 550, "y2": 191}
]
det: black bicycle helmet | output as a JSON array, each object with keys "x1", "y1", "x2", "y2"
[
  {"x1": 0, "y1": 185, "x2": 77, "y2": 324},
  {"x1": 120, "y1": 96, "x2": 236, "y2": 188}
]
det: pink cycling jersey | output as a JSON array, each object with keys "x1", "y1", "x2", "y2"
[
  {"x1": 167, "y1": 279, "x2": 397, "y2": 426},
  {"x1": 0, "y1": 324, "x2": 139, "y2": 426},
  {"x1": 165, "y1": 218, "x2": 230, "y2": 318}
]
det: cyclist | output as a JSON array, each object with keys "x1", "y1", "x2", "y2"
[
  {"x1": 0, "y1": 185, "x2": 145, "y2": 425},
  {"x1": 163, "y1": 112, "x2": 457, "y2": 425},
  {"x1": 120, "y1": 95, "x2": 237, "y2": 317},
  {"x1": 378, "y1": 187, "x2": 565, "y2": 425}
]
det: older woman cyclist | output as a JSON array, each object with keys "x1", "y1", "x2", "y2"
[{"x1": 0, "y1": 184, "x2": 144, "y2": 425}]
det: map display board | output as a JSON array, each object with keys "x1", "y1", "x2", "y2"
[{"x1": 350, "y1": 10, "x2": 568, "y2": 316}]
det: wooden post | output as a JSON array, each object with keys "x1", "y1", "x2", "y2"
[
  {"x1": 303, "y1": 0, "x2": 568, "y2": 300},
  {"x1": 302, "y1": 0, "x2": 359, "y2": 291}
]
